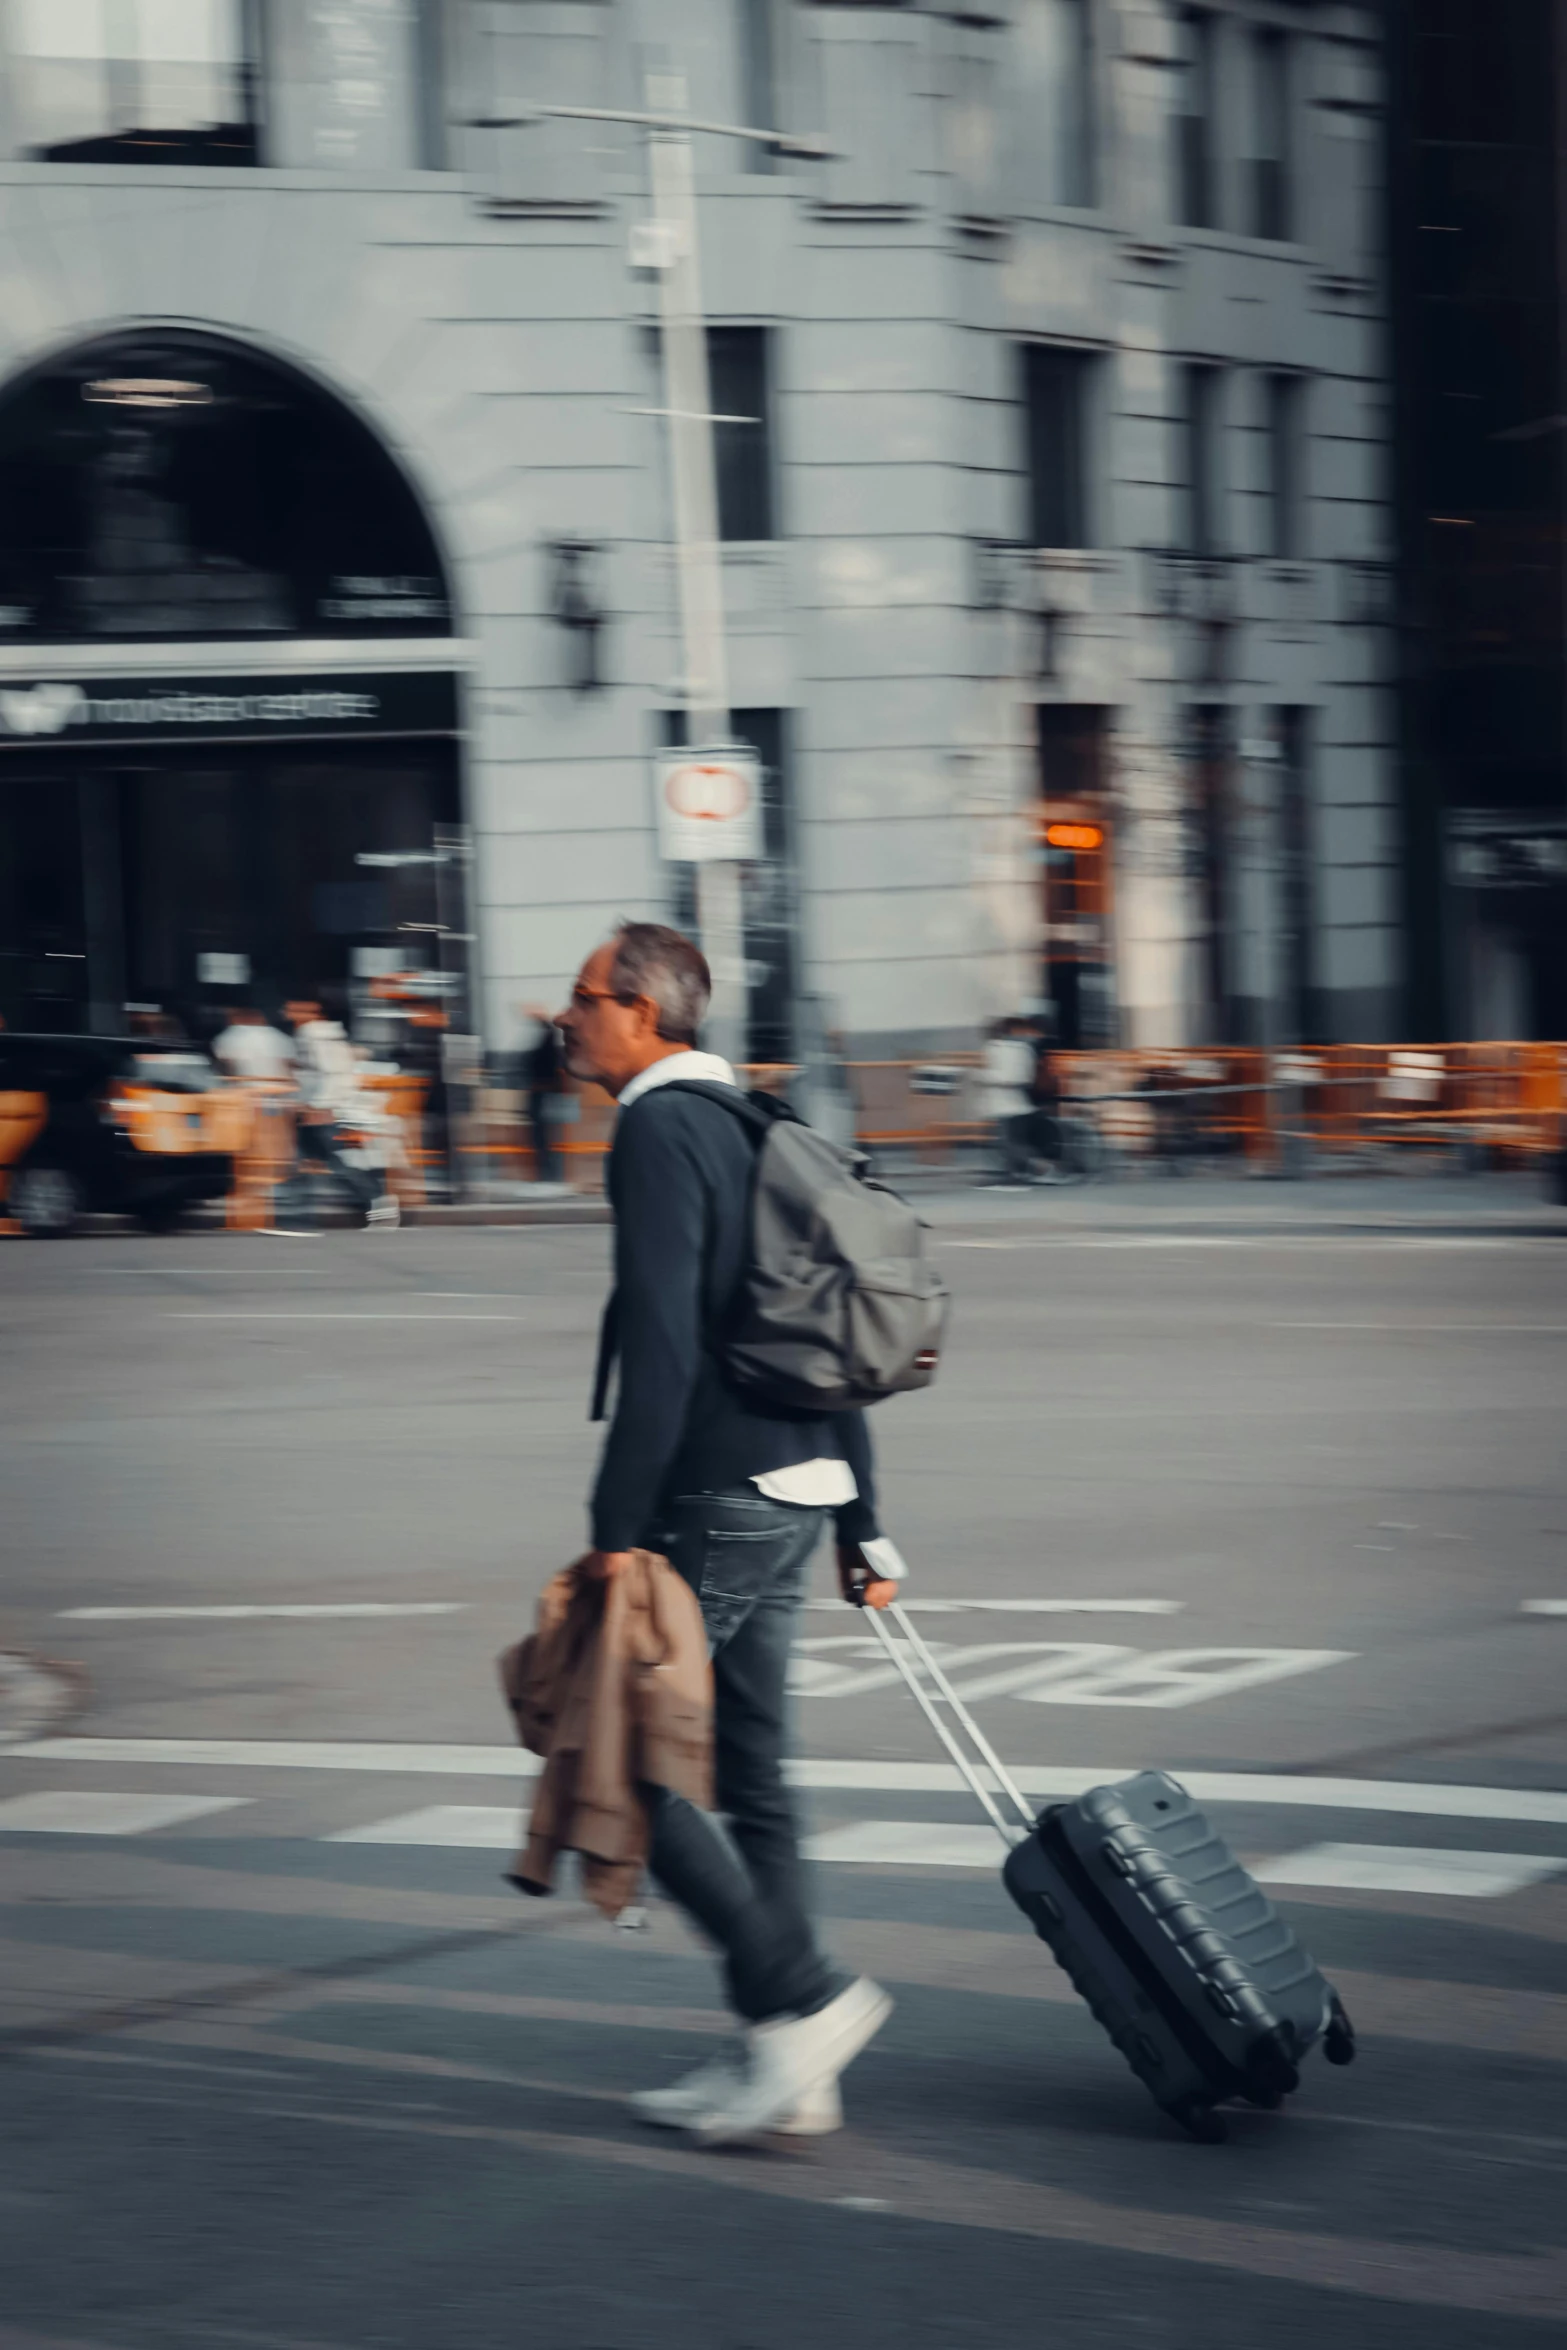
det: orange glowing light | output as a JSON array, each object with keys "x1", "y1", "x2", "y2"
[{"x1": 1044, "y1": 822, "x2": 1103, "y2": 851}]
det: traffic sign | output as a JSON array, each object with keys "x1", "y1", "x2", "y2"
[{"x1": 655, "y1": 743, "x2": 764, "y2": 864}]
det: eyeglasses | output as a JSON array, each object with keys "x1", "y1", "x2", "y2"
[{"x1": 567, "y1": 984, "x2": 631, "y2": 1013}]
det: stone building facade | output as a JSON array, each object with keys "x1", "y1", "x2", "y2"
[{"x1": 0, "y1": 1, "x2": 1396, "y2": 1057}]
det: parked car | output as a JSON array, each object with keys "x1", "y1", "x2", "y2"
[{"x1": 0, "y1": 1035, "x2": 245, "y2": 1237}]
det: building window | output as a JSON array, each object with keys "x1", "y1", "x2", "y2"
[
  {"x1": 1025, "y1": 0, "x2": 1094, "y2": 208},
  {"x1": 1264, "y1": 373, "x2": 1304, "y2": 559},
  {"x1": 4, "y1": 0, "x2": 257, "y2": 166},
  {"x1": 1189, "y1": 702, "x2": 1235, "y2": 1040},
  {"x1": 1173, "y1": 9, "x2": 1217, "y2": 229},
  {"x1": 1023, "y1": 345, "x2": 1093, "y2": 549},
  {"x1": 1248, "y1": 26, "x2": 1290, "y2": 241},
  {"x1": 1182, "y1": 364, "x2": 1223, "y2": 555},
  {"x1": 1275, "y1": 707, "x2": 1317, "y2": 1043},
  {"x1": 738, "y1": 0, "x2": 778, "y2": 173},
  {"x1": 708, "y1": 328, "x2": 776, "y2": 542}
]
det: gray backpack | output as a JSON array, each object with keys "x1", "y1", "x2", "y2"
[{"x1": 667, "y1": 1082, "x2": 949, "y2": 1411}]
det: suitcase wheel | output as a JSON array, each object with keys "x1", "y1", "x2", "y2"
[
  {"x1": 1246, "y1": 2023, "x2": 1302, "y2": 2100},
  {"x1": 1323, "y1": 1998, "x2": 1357, "y2": 2067},
  {"x1": 1169, "y1": 2096, "x2": 1227, "y2": 2144}
]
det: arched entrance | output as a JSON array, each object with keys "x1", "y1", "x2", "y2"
[{"x1": 0, "y1": 328, "x2": 467, "y2": 1046}]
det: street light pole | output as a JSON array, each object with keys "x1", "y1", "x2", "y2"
[
  {"x1": 644, "y1": 68, "x2": 745, "y2": 1069},
  {"x1": 461, "y1": 89, "x2": 829, "y2": 1074}
]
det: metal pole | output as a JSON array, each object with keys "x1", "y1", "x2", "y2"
[{"x1": 645, "y1": 68, "x2": 747, "y2": 1071}]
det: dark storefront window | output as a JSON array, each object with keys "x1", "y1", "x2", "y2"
[
  {"x1": 1188, "y1": 703, "x2": 1236, "y2": 1041},
  {"x1": 1036, "y1": 704, "x2": 1114, "y2": 1048},
  {"x1": 0, "y1": 330, "x2": 452, "y2": 644},
  {"x1": 1275, "y1": 706, "x2": 1317, "y2": 1043},
  {"x1": 4, "y1": 0, "x2": 259, "y2": 166},
  {"x1": 0, "y1": 743, "x2": 461, "y2": 1035},
  {"x1": 0, "y1": 328, "x2": 462, "y2": 1039}
]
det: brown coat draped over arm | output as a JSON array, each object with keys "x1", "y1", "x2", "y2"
[{"x1": 497, "y1": 1549, "x2": 712, "y2": 1921}]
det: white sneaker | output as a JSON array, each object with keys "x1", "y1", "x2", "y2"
[
  {"x1": 630, "y1": 2051, "x2": 842, "y2": 2137},
  {"x1": 364, "y1": 1194, "x2": 401, "y2": 1230},
  {"x1": 690, "y1": 1978, "x2": 891, "y2": 2147}
]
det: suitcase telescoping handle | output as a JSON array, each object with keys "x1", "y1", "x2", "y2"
[{"x1": 864, "y1": 1601, "x2": 1037, "y2": 1850}]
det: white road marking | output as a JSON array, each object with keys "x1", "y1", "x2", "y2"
[
  {"x1": 164, "y1": 1313, "x2": 529, "y2": 1323},
  {"x1": 940, "y1": 1237, "x2": 1547, "y2": 1254},
  {"x1": 1010, "y1": 1647, "x2": 1352, "y2": 1709},
  {"x1": 789, "y1": 1639, "x2": 1350, "y2": 1708},
  {"x1": 1278, "y1": 1322, "x2": 1567, "y2": 1334},
  {"x1": 13, "y1": 1740, "x2": 1567, "y2": 1824},
  {"x1": 59, "y1": 1604, "x2": 467, "y2": 1622},
  {"x1": 0, "y1": 1790, "x2": 248, "y2": 1835},
  {"x1": 329, "y1": 1805, "x2": 519, "y2": 1849},
  {"x1": 12, "y1": 1738, "x2": 540, "y2": 1776},
  {"x1": 945, "y1": 1238, "x2": 1246, "y2": 1251},
  {"x1": 801, "y1": 1599, "x2": 1184, "y2": 1616},
  {"x1": 804, "y1": 1821, "x2": 1002, "y2": 1869},
  {"x1": 1256, "y1": 1843, "x2": 1567, "y2": 1899},
  {"x1": 3, "y1": 1780, "x2": 1563, "y2": 1888},
  {"x1": 1521, "y1": 1600, "x2": 1567, "y2": 1616}
]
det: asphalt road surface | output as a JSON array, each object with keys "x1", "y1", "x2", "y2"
[{"x1": 2, "y1": 1212, "x2": 1565, "y2": 2350}]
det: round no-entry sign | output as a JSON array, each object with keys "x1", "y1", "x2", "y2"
[{"x1": 655, "y1": 743, "x2": 764, "y2": 863}]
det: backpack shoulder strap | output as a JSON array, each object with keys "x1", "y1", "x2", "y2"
[{"x1": 652, "y1": 1079, "x2": 800, "y2": 1139}]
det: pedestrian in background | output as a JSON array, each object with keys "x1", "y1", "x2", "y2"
[
  {"x1": 282, "y1": 1001, "x2": 400, "y2": 1230},
  {"x1": 556, "y1": 920, "x2": 894, "y2": 2143},
  {"x1": 518, "y1": 1003, "x2": 565, "y2": 1186},
  {"x1": 211, "y1": 1006, "x2": 295, "y2": 1086},
  {"x1": 980, "y1": 1016, "x2": 1039, "y2": 1185}
]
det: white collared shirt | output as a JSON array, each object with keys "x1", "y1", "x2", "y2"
[
  {"x1": 615, "y1": 1048, "x2": 857, "y2": 1511},
  {"x1": 616, "y1": 1048, "x2": 737, "y2": 1111}
]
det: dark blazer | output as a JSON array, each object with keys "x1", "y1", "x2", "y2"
[{"x1": 590, "y1": 1082, "x2": 878, "y2": 1553}]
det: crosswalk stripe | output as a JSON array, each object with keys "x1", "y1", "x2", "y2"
[
  {"x1": 0, "y1": 1790, "x2": 249, "y2": 1835},
  {"x1": 804, "y1": 1821, "x2": 1001, "y2": 1869},
  {"x1": 1255, "y1": 1844, "x2": 1567, "y2": 1900},
  {"x1": 13, "y1": 1740, "x2": 1567, "y2": 1825},
  {"x1": 1, "y1": 1787, "x2": 1560, "y2": 1898},
  {"x1": 59, "y1": 1604, "x2": 467, "y2": 1621},
  {"x1": 328, "y1": 1806, "x2": 520, "y2": 1849},
  {"x1": 800, "y1": 1599, "x2": 1184, "y2": 1615}
]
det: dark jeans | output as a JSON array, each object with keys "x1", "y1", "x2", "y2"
[
  {"x1": 641, "y1": 1486, "x2": 841, "y2": 2026},
  {"x1": 998, "y1": 1109, "x2": 1063, "y2": 1180},
  {"x1": 529, "y1": 1093, "x2": 561, "y2": 1184},
  {"x1": 296, "y1": 1121, "x2": 381, "y2": 1214}
]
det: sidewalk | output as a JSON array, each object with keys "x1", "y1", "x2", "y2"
[
  {"x1": 65, "y1": 1169, "x2": 1566, "y2": 1241},
  {"x1": 406, "y1": 1169, "x2": 1560, "y2": 1238},
  {"x1": 907, "y1": 1168, "x2": 1567, "y2": 1237}
]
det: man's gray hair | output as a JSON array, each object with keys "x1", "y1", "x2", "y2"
[{"x1": 607, "y1": 921, "x2": 711, "y2": 1047}]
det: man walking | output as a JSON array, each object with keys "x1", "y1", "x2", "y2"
[
  {"x1": 282, "y1": 1001, "x2": 400, "y2": 1230},
  {"x1": 557, "y1": 921, "x2": 894, "y2": 2143}
]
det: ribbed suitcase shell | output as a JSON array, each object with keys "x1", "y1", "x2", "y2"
[{"x1": 1003, "y1": 1769, "x2": 1355, "y2": 2140}]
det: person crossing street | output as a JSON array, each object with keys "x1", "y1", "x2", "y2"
[{"x1": 557, "y1": 921, "x2": 897, "y2": 2143}]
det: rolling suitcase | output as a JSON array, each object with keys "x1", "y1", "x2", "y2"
[{"x1": 863, "y1": 1601, "x2": 1356, "y2": 2142}]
